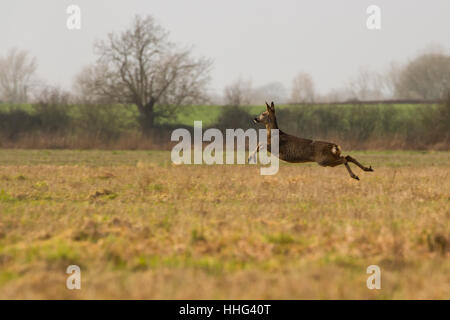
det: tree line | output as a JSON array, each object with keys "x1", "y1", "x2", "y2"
[{"x1": 0, "y1": 100, "x2": 448, "y2": 150}]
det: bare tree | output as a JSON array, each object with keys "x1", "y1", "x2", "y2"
[
  {"x1": 206, "y1": 91, "x2": 224, "y2": 105},
  {"x1": 223, "y1": 77, "x2": 253, "y2": 106},
  {"x1": 290, "y1": 72, "x2": 315, "y2": 103},
  {"x1": 0, "y1": 48, "x2": 37, "y2": 103},
  {"x1": 380, "y1": 61, "x2": 402, "y2": 99},
  {"x1": 75, "y1": 15, "x2": 211, "y2": 131},
  {"x1": 35, "y1": 85, "x2": 72, "y2": 105},
  {"x1": 317, "y1": 87, "x2": 353, "y2": 103},
  {"x1": 252, "y1": 81, "x2": 287, "y2": 105},
  {"x1": 394, "y1": 53, "x2": 450, "y2": 100},
  {"x1": 348, "y1": 66, "x2": 385, "y2": 101}
]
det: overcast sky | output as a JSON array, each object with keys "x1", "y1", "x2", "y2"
[{"x1": 1, "y1": 0, "x2": 449, "y2": 96}]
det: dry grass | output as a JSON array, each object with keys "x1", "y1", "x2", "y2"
[
  {"x1": 0, "y1": 132, "x2": 170, "y2": 150},
  {"x1": 0, "y1": 150, "x2": 448, "y2": 299}
]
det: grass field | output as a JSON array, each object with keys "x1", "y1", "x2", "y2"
[{"x1": 0, "y1": 149, "x2": 449, "y2": 299}]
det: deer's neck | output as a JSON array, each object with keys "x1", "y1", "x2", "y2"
[
  {"x1": 265, "y1": 118, "x2": 279, "y2": 144},
  {"x1": 265, "y1": 117, "x2": 279, "y2": 130}
]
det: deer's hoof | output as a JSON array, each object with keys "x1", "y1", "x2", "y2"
[
  {"x1": 365, "y1": 166, "x2": 374, "y2": 172},
  {"x1": 352, "y1": 175, "x2": 360, "y2": 181}
]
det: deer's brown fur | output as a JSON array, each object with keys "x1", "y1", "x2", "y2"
[{"x1": 250, "y1": 102, "x2": 373, "y2": 180}]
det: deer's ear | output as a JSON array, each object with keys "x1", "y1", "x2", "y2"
[
  {"x1": 270, "y1": 101, "x2": 275, "y2": 112},
  {"x1": 265, "y1": 101, "x2": 270, "y2": 110}
]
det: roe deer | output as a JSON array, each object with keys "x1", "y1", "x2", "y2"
[{"x1": 248, "y1": 102, "x2": 374, "y2": 180}]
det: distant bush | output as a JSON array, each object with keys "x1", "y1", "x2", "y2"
[
  {"x1": 32, "y1": 101, "x2": 73, "y2": 134},
  {"x1": 0, "y1": 102, "x2": 448, "y2": 150},
  {"x1": 75, "y1": 104, "x2": 139, "y2": 141},
  {"x1": 213, "y1": 106, "x2": 253, "y2": 131},
  {"x1": 0, "y1": 108, "x2": 37, "y2": 139}
]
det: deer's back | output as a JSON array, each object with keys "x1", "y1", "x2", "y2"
[{"x1": 276, "y1": 133, "x2": 341, "y2": 163}]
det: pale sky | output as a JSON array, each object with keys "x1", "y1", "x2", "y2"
[{"x1": 1, "y1": 0, "x2": 449, "y2": 96}]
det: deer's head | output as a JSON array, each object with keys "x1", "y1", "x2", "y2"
[{"x1": 253, "y1": 101, "x2": 277, "y2": 126}]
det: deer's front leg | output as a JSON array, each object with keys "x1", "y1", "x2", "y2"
[
  {"x1": 248, "y1": 142, "x2": 264, "y2": 164},
  {"x1": 345, "y1": 155, "x2": 374, "y2": 172}
]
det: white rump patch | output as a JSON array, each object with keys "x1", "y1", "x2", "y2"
[{"x1": 331, "y1": 145, "x2": 341, "y2": 155}]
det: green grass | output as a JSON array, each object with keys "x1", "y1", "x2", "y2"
[{"x1": 0, "y1": 149, "x2": 447, "y2": 167}]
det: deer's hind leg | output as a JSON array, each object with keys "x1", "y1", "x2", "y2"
[
  {"x1": 345, "y1": 155, "x2": 374, "y2": 172},
  {"x1": 319, "y1": 157, "x2": 360, "y2": 180}
]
